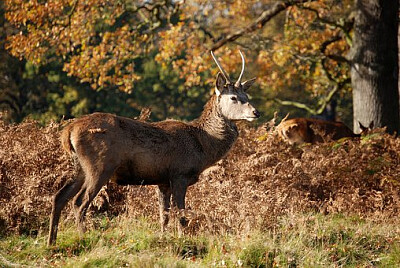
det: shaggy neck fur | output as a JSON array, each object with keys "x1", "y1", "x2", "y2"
[{"x1": 191, "y1": 94, "x2": 239, "y2": 167}]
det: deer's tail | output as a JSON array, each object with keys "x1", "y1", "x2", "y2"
[{"x1": 60, "y1": 124, "x2": 74, "y2": 155}]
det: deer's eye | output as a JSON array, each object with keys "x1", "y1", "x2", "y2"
[{"x1": 230, "y1": 96, "x2": 237, "y2": 102}]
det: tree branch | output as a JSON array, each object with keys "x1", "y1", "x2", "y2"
[
  {"x1": 275, "y1": 76, "x2": 350, "y2": 115},
  {"x1": 319, "y1": 32, "x2": 350, "y2": 64},
  {"x1": 210, "y1": 0, "x2": 315, "y2": 51},
  {"x1": 299, "y1": 6, "x2": 354, "y2": 46},
  {"x1": 126, "y1": 0, "x2": 168, "y2": 13},
  {"x1": 53, "y1": 0, "x2": 79, "y2": 27},
  {"x1": 274, "y1": 98, "x2": 318, "y2": 114}
]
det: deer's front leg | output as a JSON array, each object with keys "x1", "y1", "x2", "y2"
[{"x1": 158, "y1": 184, "x2": 172, "y2": 232}]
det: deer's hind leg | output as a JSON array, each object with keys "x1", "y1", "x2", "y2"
[
  {"x1": 158, "y1": 184, "x2": 172, "y2": 232},
  {"x1": 48, "y1": 164, "x2": 84, "y2": 246},
  {"x1": 72, "y1": 165, "x2": 116, "y2": 233},
  {"x1": 171, "y1": 176, "x2": 189, "y2": 231}
]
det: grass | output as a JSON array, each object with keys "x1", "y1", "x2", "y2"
[{"x1": 1, "y1": 213, "x2": 400, "y2": 267}]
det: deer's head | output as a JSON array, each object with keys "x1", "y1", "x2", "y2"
[{"x1": 211, "y1": 50, "x2": 260, "y2": 122}]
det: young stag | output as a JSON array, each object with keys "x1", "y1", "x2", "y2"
[
  {"x1": 48, "y1": 51, "x2": 260, "y2": 245},
  {"x1": 276, "y1": 117, "x2": 371, "y2": 145}
]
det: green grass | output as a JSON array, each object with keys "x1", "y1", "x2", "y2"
[{"x1": 1, "y1": 213, "x2": 399, "y2": 267}]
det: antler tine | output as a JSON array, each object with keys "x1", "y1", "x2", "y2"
[
  {"x1": 235, "y1": 50, "x2": 245, "y2": 87},
  {"x1": 210, "y1": 50, "x2": 231, "y2": 83}
]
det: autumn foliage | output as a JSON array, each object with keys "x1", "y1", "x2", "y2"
[
  {"x1": 2, "y1": 0, "x2": 363, "y2": 131},
  {"x1": 1, "y1": 116, "x2": 399, "y2": 236},
  {"x1": 5, "y1": 1, "x2": 353, "y2": 98}
]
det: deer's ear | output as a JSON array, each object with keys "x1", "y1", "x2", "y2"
[
  {"x1": 358, "y1": 121, "x2": 374, "y2": 132},
  {"x1": 215, "y1": 72, "x2": 226, "y2": 96},
  {"x1": 368, "y1": 121, "x2": 374, "y2": 129},
  {"x1": 241, "y1": 77, "x2": 256, "y2": 91},
  {"x1": 358, "y1": 121, "x2": 367, "y2": 131},
  {"x1": 215, "y1": 88, "x2": 221, "y2": 97}
]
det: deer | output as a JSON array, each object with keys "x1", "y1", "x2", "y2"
[
  {"x1": 48, "y1": 51, "x2": 260, "y2": 245},
  {"x1": 276, "y1": 117, "x2": 372, "y2": 145}
]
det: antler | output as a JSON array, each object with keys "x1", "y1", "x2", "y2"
[
  {"x1": 210, "y1": 50, "x2": 231, "y2": 83},
  {"x1": 235, "y1": 50, "x2": 245, "y2": 87}
]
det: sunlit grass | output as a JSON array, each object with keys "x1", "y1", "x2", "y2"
[{"x1": 1, "y1": 213, "x2": 400, "y2": 267}]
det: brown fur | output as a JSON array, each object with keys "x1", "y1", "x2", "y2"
[
  {"x1": 48, "y1": 75, "x2": 259, "y2": 246},
  {"x1": 276, "y1": 118, "x2": 359, "y2": 145},
  {"x1": 60, "y1": 124, "x2": 74, "y2": 155}
]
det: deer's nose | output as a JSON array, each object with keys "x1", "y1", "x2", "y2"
[{"x1": 253, "y1": 109, "x2": 261, "y2": 118}]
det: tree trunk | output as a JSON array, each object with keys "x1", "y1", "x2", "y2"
[{"x1": 350, "y1": 0, "x2": 399, "y2": 134}]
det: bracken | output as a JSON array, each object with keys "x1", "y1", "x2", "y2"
[{"x1": 1, "y1": 117, "x2": 399, "y2": 236}]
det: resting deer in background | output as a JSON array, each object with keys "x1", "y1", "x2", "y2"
[
  {"x1": 48, "y1": 51, "x2": 260, "y2": 245},
  {"x1": 276, "y1": 117, "x2": 372, "y2": 145}
]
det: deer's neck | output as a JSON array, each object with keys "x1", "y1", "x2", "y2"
[{"x1": 192, "y1": 95, "x2": 238, "y2": 166}]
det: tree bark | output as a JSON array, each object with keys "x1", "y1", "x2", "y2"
[{"x1": 349, "y1": 0, "x2": 399, "y2": 134}]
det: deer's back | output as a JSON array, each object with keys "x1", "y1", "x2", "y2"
[
  {"x1": 64, "y1": 113, "x2": 207, "y2": 184},
  {"x1": 277, "y1": 118, "x2": 356, "y2": 144},
  {"x1": 308, "y1": 119, "x2": 356, "y2": 141}
]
